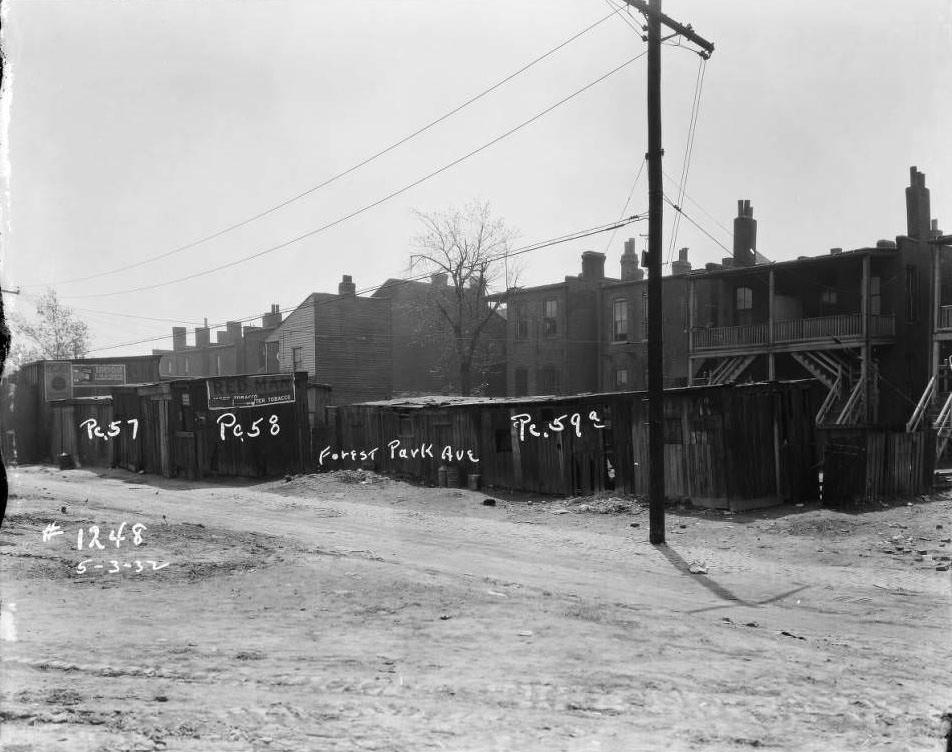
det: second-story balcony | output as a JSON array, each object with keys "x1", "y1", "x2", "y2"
[
  {"x1": 939, "y1": 305, "x2": 952, "y2": 330},
  {"x1": 692, "y1": 313, "x2": 896, "y2": 352}
]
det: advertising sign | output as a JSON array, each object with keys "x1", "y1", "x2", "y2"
[
  {"x1": 72, "y1": 363, "x2": 127, "y2": 388},
  {"x1": 44, "y1": 361, "x2": 73, "y2": 401},
  {"x1": 206, "y1": 374, "x2": 296, "y2": 410}
]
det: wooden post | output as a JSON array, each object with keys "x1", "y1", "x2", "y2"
[
  {"x1": 768, "y1": 268, "x2": 776, "y2": 380},
  {"x1": 646, "y1": 0, "x2": 665, "y2": 544}
]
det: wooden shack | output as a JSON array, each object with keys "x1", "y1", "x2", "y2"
[
  {"x1": 332, "y1": 380, "x2": 820, "y2": 510},
  {"x1": 112, "y1": 372, "x2": 310, "y2": 479}
]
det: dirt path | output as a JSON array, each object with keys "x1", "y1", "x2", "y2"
[{"x1": 1, "y1": 464, "x2": 950, "y2": 751}]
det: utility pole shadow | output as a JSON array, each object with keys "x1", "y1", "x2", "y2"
[{"x1": 655, "y1": 543, "x2": 810, "y2": 614}]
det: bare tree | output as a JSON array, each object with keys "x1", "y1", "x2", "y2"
[
  {"x1": 6, "y1": 289, "x2": 90, "y2": 374},
  {"x1": 408, "y1": 201, "x2": 519, "y2": 396}
]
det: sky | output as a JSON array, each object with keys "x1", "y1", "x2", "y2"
[{"x1": 1, "y1": 0, "x2": 950, "y2": 358}]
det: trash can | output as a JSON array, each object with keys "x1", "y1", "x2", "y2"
[
  {"x1": 445, "y1": 465, "x2": 460, "y2": 487},
  {"x1": 467, "y1": 473, "x2": 481, "y2": 491}
]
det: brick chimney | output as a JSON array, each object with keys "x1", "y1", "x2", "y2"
[
  {"x1": 905, "y1": 166, "x2": 931, "y2": 240},
  {"x1": 195, "y1": 326, "x2": 210, "y2": 348},
  {"x1": 172, "y1": 327, "x2": 187, "y2": 351},
  {"x1": 620, "y1": 238, "x2": 644, "y2": 281},
  {"x1": 733, "y1": 199, "x2": 757, "y2": 267},
  {"x1": 262, "y1": 304, "x2": 282, "y2": 329},
  {"x1": 338, "y1": 274, "x2": 356, "y2": 296},
  {"x1": 671, "y1": 247, "x2": 692, "y2": 276},
  {"x1": 581, "y1": 251, "x2": 606, "y2": 281},
  {"x1": 226, "y1": 321, "x2": 242, "y2": 343}
]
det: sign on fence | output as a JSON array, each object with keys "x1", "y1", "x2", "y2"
[{"x1": 206, "y1": 374, "x2": 296, "y2": 410}]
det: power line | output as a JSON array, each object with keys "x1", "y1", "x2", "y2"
[
  {"x1": 603, "y1": 156, "x2": 647, "y2": 253},
  {"x1": 27, "y1": 10, "x2": 624, "y2": 290},
  {"x1": 84, "y1": 213, "x2": 647, "y2": 354},
  {"x1": 17, "y1": 292, "x2": 204, "y2": 326},
  {"x1": 666, "y1": 56, "x2": 706, "y2": 264},
  {"x1": 67, "y1": 51, "x2": 649, "y2": 301},
  {"x1": 662, "y1": 170, "x2": 732, "y2": 238},
  {"x1": 663, "y1": 194, "x2": 732, "y2": 256}
]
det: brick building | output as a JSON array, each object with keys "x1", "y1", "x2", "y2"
[
  {"x1": 495, "y1": 167, "x2": 947, "y2": 433},
  {"x1": 157, "y1": 305, "x2": 282, "y2": 379},
  {"x1": 496, "y1": 251, "x2": 607, "y2": 397},
  {"x1": 372, "y1": 274, "x2": 506, "y2": 397},
  {"x1": 267, "y1": 276, "x2": 392, "y2": 405}
]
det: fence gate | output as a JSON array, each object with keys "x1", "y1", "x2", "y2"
[{"x1": 822, "y1": 441, "x2": 866, "y2": 506}]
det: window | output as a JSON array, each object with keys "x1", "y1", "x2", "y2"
[
  {"x1": 215, "y1": 354, "x2": 222, "y2": 376},
  {"x1": 905, "y1": 266, "x2": 918, "y2": 322},
  {"x1": 612, "y1": 299, "x2": 629, "y2": 342},
  {"x1": 538, "y1": 366, "x2": 561, "y2": 394},
  {"x1": 736, "y1": 286, "x2": 753, "y2": 326},
  {"x1": 292, "y1": 347, "x2": 303, "y2": 370},
  {"x1": 870, "y1": 276, "x2": 882, "y2": 316},
  {"x1": 165, "y1": 359, "x2": 173, "y2": 376},
  {"x1": 514, "y1": 368, "x2": 528, "y2": 397},
  {"x1": 821, "y1": 288, "x2": 837, "y2": 309},
  {"x1": 736, "y1": 287, "x2": 753, "y2": 310},
  {"x1": 615, "y1": 368, "x2": 629, "y2": 388},
  {"x1": 641, "y1": 291, "x2": 649, "y2": 340},
  {"x1": 515, "y1": 303, "x2": 529, "y2": 340},
  {"x1": 184, "y1": 357, "x2": 190, "y2": 376},
  {"x1": 543, "y1": 299, "x2": 558, "y2": 337}
]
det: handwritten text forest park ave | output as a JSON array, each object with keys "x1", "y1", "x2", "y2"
[{"x1": 319, "y1": 440, "x2": 479, "y2": 466}]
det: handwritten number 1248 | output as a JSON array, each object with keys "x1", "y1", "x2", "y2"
[{"x1": 80, "y1": 418, "x2": 139, "y2": 440}]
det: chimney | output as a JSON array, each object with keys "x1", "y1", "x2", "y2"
[
  {"x1": 905, "y1": 166, "x2": 931, "y2": 240},
  {"x1": 172, "y1": 326, "x2": 186, "y2": 351},
  {"x1": 722, "y1": 257, "x2": 735, "y2": 268},
  {"x1": 830, "y1": 247, "x2": 843, "y2": 255},
  {"x1": 216, "y1": 331, "x2": 229, "y2": 344},
  {"x1": 581, "y1": 251, "x2": 606, "y2": 281},
  {"x1": 671, "y1": 247, "x2": 692, "y2": 276},
  {"x1": 430, "y1": 272, "x2": 448, "y2": 286},
  {"x1": 262, "y1": 304, "x2": 282, "y2": 329},
  {"x1": 338, "y1": 274, "x2": 356, "y2": 296},
  {"x1": 195, "y1": 326, "x2": 210, "y2": 348},
  {"x1": 733, "y1": 199, "x2": 757, "y2": 267},
  {"x1": 932, "y1": 218, "x2": 942, "y2": 240},
  {"x1": 620, "y1": 238, "x2": 644, "y2": 281},
  {"x1": 226, "y1": 321, "x2": 242, "y2": 343}
]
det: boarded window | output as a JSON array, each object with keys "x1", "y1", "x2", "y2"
[
  {"x1": 292, "y1": 347, "x2": 303, "y2": 370},
  {"x1": 615, "y1": 368, "x2": 629, "y2": 388}
]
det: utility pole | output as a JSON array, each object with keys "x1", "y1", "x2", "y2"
[{"x1": 623, "y1": 0, "x2": 713, "y2": 545}]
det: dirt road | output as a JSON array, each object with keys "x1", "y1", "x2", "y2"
[{"x1": 1, "y1": 464, "x2": 950, "y2": 751}]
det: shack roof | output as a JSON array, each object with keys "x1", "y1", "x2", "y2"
[{"x1": 351, "y1": 379, "x2": 815, "y2": 409}]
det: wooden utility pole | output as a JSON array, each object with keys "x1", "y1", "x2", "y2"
[{"x1": 623, "y1": 0, "x2": 713, "y2": 545}]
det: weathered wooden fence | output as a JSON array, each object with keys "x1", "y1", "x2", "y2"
[
  {"x1": 819, "y1": 427, "x2": 934, "y2": 506},
  {"x1": 331, "y1": 381, "x2": 820, "y2": 509}
]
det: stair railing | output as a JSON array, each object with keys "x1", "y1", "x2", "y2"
[
  {"x1": 933, "y1": 392, "x2": 952, "y2": 461},
  {"x1": 816, "y1": 371, "x2": 843, "y2": 424},
  {"x1": 906, "y1": 375, "x2": 937, "y2": 433}
]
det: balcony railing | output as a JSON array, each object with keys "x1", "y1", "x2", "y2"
[
  {"x1": 692, "y1": 323, "x2": 768, "y2": 349},
  {"x1": 692, "y1": 314, "x2": 896, "y2": 351},
  {"x1": 939, "y1": 305, "x2": 952, "y2": 330}
]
